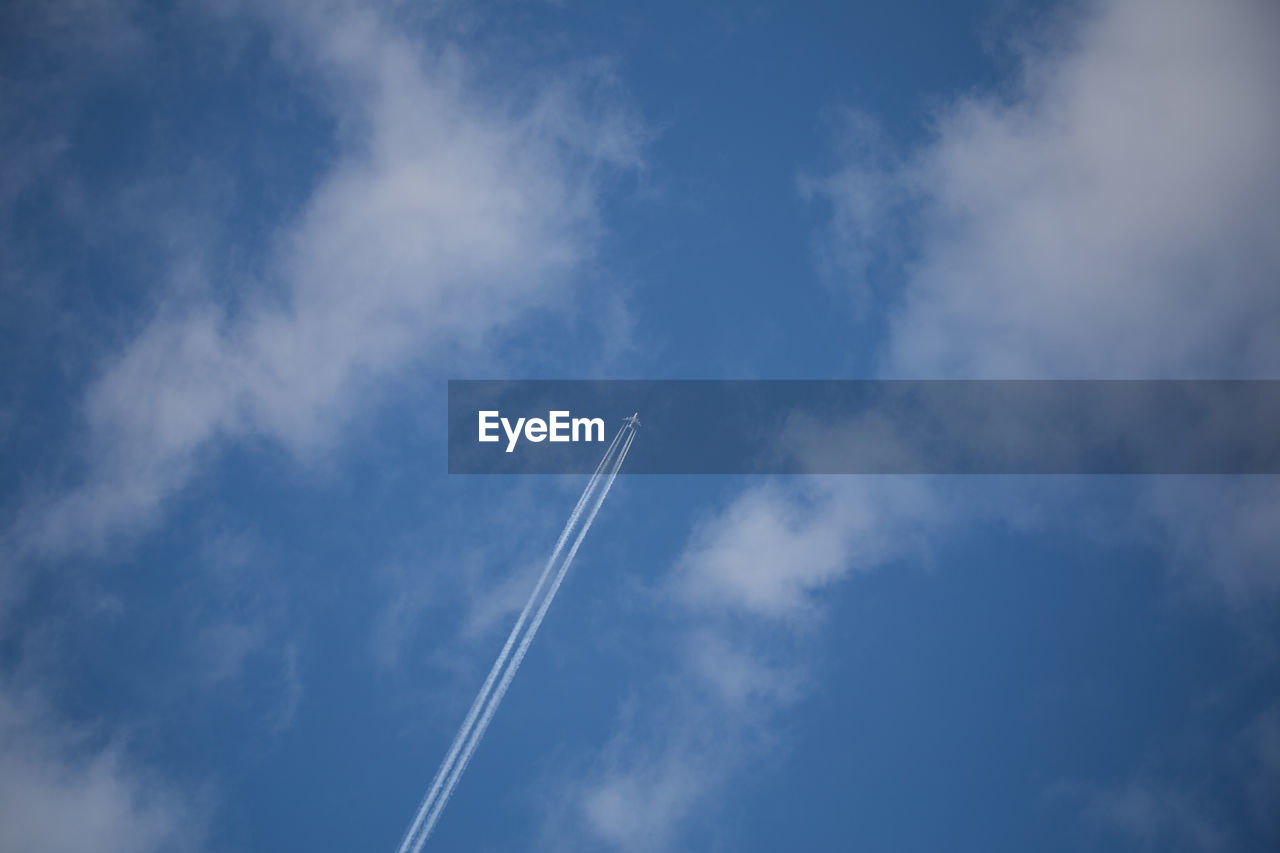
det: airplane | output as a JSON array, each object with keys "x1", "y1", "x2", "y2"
[{"x1": 623, "y1": 412, "x2": 642, "y2": 428}]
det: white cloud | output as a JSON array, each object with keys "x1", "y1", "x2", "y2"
[
  {"x1": 1054, "y1": 701, "x2": 1280, "y2": 850},
  {"x1": 577, "y1": 747, "x2": 710, "y2": 853},
  {"x1": 0, "y1": 684, "x2": 204, "y2": 853},
  {"x1": 568, "y1": 1, "x2": 1280, "y2": 847},
  {"x1": 1077, "y1": 777, "x2": 1228, "y2": 851},
  {"x1": 674, "y1": 478, "x2": 937, "y2": 619},
  {"x1": 683, "y1": 629, "x2": 799, "y2": 708},
  {"x1": 11, "y1": 0, "x2": 644, "y2": 560},
  {"x1": 815, "y1": 0, "x2": 1280, "y2": 380},
  {"x1": 1140, "y1": 477, "x2": 1280, "y2": 605},
  {"x1": 552, "y1": 643, "x2": 765, "y2": 853},
  {"x1": 555, "y1": 479, "x2": 940, "y2": 849},
  {"x1": 1, "y1": 3, "x2": 644, "y2": 845},
  {"x1": 807, "y1": 0, "x2": 1280, "y2": 599}
]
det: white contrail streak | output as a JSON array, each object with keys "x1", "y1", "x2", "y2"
[
  {"x1": 394, "y1": 427, "x2": 625, "y2": 853},
  {"x1": 406, "y1": 428, "x2": 634, "y2": 849},
  {"x1": 394, "y1": 427, "x2": 626, "y2": 853},
  {"x1": 396, "y1": 425, "x2": 635, "y2": 853},
  {"x1": 412, "y1": 427, "x2": 635, "y2": 848}
]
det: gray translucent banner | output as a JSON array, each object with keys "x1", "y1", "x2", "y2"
[{"x1": 447, "y1": 380, "x2": 1280, "y2": 474}]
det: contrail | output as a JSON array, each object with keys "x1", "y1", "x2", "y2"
[
  {"x1": 413, "y1": 426, "x2": 635, "y2": 847},
  {"x1": 396, "y1": 424, "x2": 635, "y2": 853},
  {"x1": 393, "y1": 427, "x2": 626, "y2": 853},
  {"x1": 403, "y1": 427, "x2": 635, "y2": 850}
]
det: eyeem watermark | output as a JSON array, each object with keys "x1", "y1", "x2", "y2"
[
  {"x1": 452, "y1": 380, "x2": 1280, "y2": 474},
  {"x1": 478, "y1": 410, "x2": 605, "y2": 452}
]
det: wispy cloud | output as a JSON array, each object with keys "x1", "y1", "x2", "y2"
[
  {"x1": 561, "y1": 0, "x2": 1280, "y2": 847},
  {"x1": 1140, "y1": 478, "x2": 1280, "y2": 604},
  {"x1": 1, "y1": 2, "x2": 646, "y2": 847},
  {"x1": 1058, "y1": 701, "x2": 1280, "y2": 850},
  {"x1": 673, "y1": 478, "x2": 937, "y2": 619},
  {"x1": 552, "y1": 479, "x2": 940, "y2": 849},
  {"x1": 1075, "y1": 776, "x2": 1228, "y2": 852},
  {"x1": 7, "y1": 0, "x2": 645, "y2": 564},
  {"x1": 806, "y1": 0, "x2": 1280, "y2": 600},
  {"x1": 813, "y1": 0, "x2": 1280, "y2": 380},
  {"x1": 0, "y1": 683, "x2": 206, "y2": 853}
]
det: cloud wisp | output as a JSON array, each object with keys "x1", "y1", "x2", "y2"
[
  {"x1": 812, "y1": 0, "x2": 1280, "y2": 380},
  {"x1": 564, "y1": 1, "x2": 1280, "y2": 848},
  {"x1": 0, "y1": 3, "x2": 646, "y2": 850},
  {"x1": 7, "y1": 0, "x2": 644, "y2": 565},
  {"x1": 0, "y1": 683, "x2": 205, "y2": 853}
]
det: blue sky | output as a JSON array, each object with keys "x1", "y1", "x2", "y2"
[{"x1": 2, "y1": 1, "x2": 1279, "y2": 851}]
